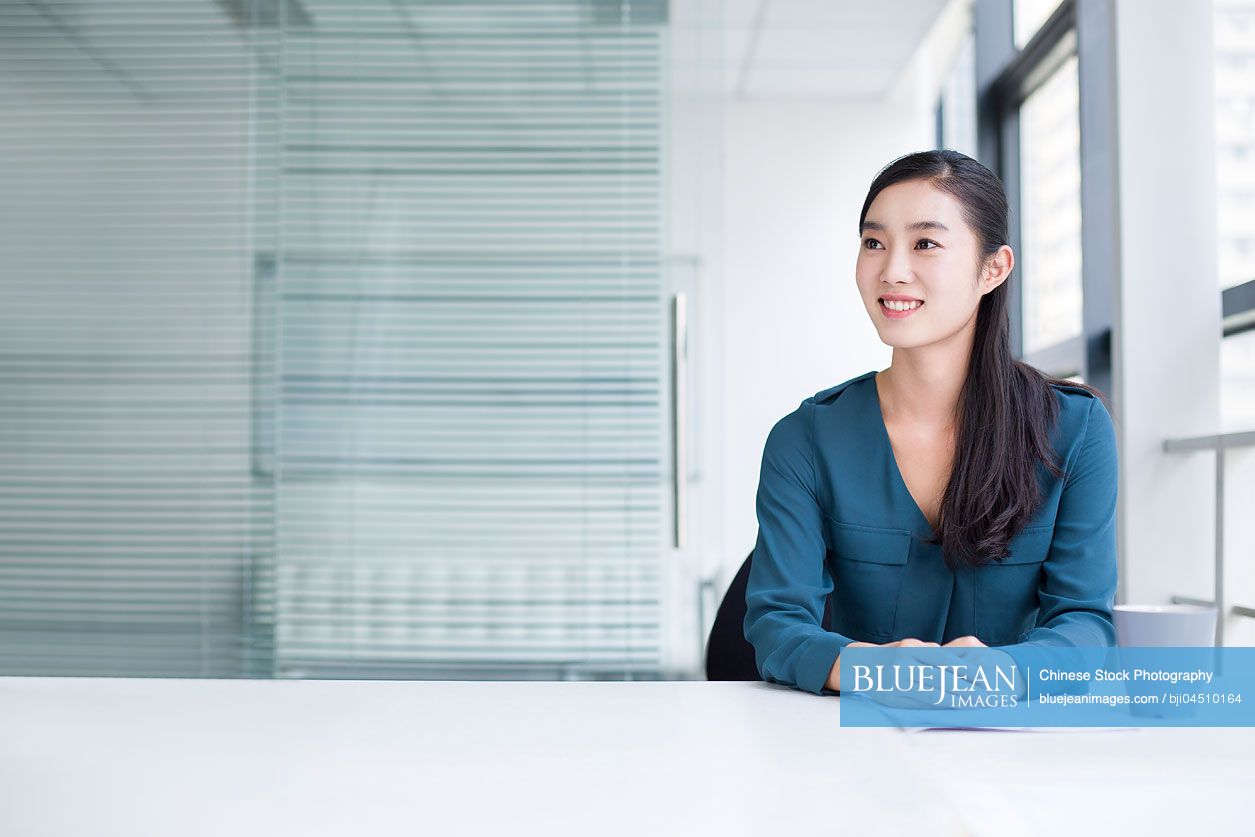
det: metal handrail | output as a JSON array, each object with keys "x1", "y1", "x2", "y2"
[{"x1": 1163, "y1": 430, "x2": 1255, "y2": 645}]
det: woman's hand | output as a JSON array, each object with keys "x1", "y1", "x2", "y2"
[
  {"x1": 827, "y1": 633, "x2": 1025, "y2": 704},
  {"x1": 942, "y1": 635, "x2": 1026, "y2": 700},
  {"x1": 825, "y1": 636, "x2": 988, "y2": 692},
  {"x1": 824, "y1": 637, "x2": 940, "y2": 692}
]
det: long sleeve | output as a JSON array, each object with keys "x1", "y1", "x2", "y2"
[
  {"x1": 743, "y1": 400, "x2": 854, "y2": 695},
  {"x1": 1013, "y1": 396, "x2": 1119, "y2": 649}
]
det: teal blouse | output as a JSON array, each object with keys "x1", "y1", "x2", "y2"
[{"x1": 742, "y1": 370, "x2": 1119, "y2": 696}]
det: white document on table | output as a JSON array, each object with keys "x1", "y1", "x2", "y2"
[{"x1": 901, "y1": 725, "x2": 1144, "y2": 733}]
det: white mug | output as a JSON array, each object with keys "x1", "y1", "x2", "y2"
[
  {"x1": 1111, "y1": 604, "x2": 1219, "y2": 718},
  {"x1": 1113, "y1": 603, "x2": 1218, "y2": 647}
]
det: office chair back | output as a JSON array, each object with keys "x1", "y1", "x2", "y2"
[{"x1": 704, "y1": 550, "x2": 833, "y2": 681}]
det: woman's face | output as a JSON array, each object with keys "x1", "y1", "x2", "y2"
[{"x1": 855, "y1": 178, "x2": 1009, "y2": 349}]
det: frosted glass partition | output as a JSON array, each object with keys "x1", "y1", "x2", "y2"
[{"x1": 0, "y1": 0, "x2": 673, "y2": 680}]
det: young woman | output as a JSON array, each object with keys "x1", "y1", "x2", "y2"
[{"x1": 742, "y1": 149, "x2": 1118, "y2": 696}]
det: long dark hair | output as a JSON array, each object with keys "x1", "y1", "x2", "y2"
[{"x1": 859, "y1": 149, "x2": 1109, "y2": 569}]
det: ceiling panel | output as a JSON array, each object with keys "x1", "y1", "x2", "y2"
[{"x1": 671, "y1": 0, "x2": 958, "y2": 99}]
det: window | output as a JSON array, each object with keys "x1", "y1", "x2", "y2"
[
  {"x1": 973, "y1": 0, "x2": 1110, "y2": 390},
  {"x1": 1217, "y1": 0, "x2": 1255, "y2": 432},
  {"x1": 1019, "y1": 53, "x2": 1083, "y2": 357},
  {"x1": 1222, "y1": 329, "x2": 1255, "y2": 432},
  {"x1": 1216, "y1": 0, "x2": 1255, "y2": 291}
]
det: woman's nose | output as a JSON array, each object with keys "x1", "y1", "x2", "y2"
[{"x1": 882, "y1": 246, "x2": 914, "y2": 283}]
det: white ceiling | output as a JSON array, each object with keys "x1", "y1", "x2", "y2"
[{"x1": 669, "y1": 0, "x2": 956, "y2": 100}]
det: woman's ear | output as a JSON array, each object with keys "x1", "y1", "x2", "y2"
[{"x1": 980, "y1": 244, "x2": 1014, "y2": 294}]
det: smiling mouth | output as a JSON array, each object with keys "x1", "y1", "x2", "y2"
[{"x1": 879, "y1": 298, "x2": 924, "y2": 317}]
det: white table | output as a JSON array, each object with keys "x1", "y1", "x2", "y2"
[{"x1": 1, "y1": 677, "x2": 1251, "y2": 836}]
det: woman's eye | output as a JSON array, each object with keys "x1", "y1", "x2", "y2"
[{"x1": 862, "y1": 238, "x2": 937, "y2": 250}]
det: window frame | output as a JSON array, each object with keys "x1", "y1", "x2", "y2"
[
  {"x1": 1224, "y1": 278, "x2": 1255, "y2": 338},
  {"x1": 970, "y1": 0, "x2": 1117, "y2": 402}
]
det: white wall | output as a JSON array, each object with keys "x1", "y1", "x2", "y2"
[{"x1": 1111, "y1": 0, "x2": 1224, "y2": 616}]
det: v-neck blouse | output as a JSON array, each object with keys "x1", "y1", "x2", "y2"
[{"x1": 742, "y1": 369, "x2": 1119, "y2": 696}]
